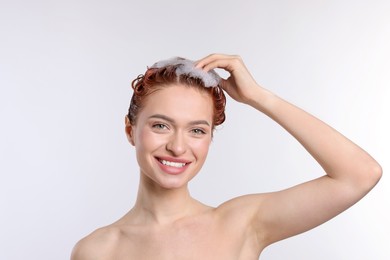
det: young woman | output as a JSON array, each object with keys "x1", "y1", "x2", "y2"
[{"x1": 71, "y1": 54, "x2": 382, "y2": 259}]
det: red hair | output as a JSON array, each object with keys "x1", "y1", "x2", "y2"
[{"x1": 127, "y1": 65, "x2": 226, "y2": 128}]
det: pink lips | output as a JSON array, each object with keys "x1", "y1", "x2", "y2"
[{"x1": 155, "y1": 156, "x2": 191, "y2": 175}]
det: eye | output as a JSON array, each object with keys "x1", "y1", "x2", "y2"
[
  {"x1": 191, "y1": 128, "x2": 206, "y2": 135},
  {"x1": 152, "y1": 123, "x2": 169, "y2": 130}
]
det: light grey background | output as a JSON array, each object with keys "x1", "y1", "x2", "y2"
[{"x1": 1, "y1": 0, "x2": 389, "y2": 259}]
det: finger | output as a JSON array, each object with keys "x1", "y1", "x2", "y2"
[
  {"x1": 195, "y1": 53, "x2": 222, "y2": 67},
  {"x1": 219, "y1": 78, "x2": 231, "y2": 91},
  {"x1": 202, "y1": 59, "x2": 234, "y2": 73},
  {"x1": 202, "y1": 56, "x2": 243, "y2": 74},
  {"x1": 195, "y1": 53, "x2": 237, "y2": 69},
  {"x1": 195, "y1": 54, "x2": 234, "y2": 69}
]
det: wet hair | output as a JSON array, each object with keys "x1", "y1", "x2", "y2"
[{"x1": 127, "y1": 59, "x2": 226, "y2": 128}]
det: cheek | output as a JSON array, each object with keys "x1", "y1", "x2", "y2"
[
  {"x1": 190, "y1": 138, "x2": 211, "y2": 158},
  {"x1": 135, "y1": 127, "x2": 166, "y2": 152}
]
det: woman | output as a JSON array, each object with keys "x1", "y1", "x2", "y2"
[{"x1": 71, "y1": 54, "x2": 382, "y2": 259}]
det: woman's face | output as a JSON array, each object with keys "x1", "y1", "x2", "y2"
[{"x1": 126, "y1": 84, "x2": 214, "y2": 189}]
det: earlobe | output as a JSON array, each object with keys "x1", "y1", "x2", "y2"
[{"x1": 125, "y1": 116, "x2": 135, "y2": 146}]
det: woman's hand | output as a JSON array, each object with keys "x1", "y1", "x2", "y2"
[{"x1": 196, "y1": 54, "x2": 263, "y2": 105}]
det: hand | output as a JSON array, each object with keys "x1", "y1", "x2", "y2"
[{"x1": 196, "y1": 54, "x2": 261, "y2": 105}]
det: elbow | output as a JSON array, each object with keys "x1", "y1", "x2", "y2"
[
  {"x1": 371, "y1": 162, "x2": 382, "y2": 185},
  {"x1": 361, "y1": 161, "x2": 382, "y2": 192}
]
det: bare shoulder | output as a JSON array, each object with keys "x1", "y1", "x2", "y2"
[
  {"x1": 71, "y1": 225, "x2": 122, "y2": 260},
  {"x1": 216, "y1": 193, "x2": 267, "y2": 218},
  {"x1": 214, "y1": 193, "x2": 271, "y2": 237}
]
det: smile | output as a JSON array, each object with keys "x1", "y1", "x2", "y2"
[{"x1": 159, "y1": 159, "x2": 187, "y2": 168}]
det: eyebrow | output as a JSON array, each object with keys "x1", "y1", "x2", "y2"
[{"x1": 149, "y1": 114, "x2": 211, "y2": 127}]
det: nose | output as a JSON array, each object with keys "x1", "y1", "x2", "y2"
[{"x1": 166, "y1": 131, "x2": 187, "y2": 156}]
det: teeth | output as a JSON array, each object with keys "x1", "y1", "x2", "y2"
[{"x1": 160, "y1": 159, "x2": 186, "y2": 168}]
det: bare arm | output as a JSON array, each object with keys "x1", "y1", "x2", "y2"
[{"x1": 197, "y1": 54, "x2": 382, "y2": 246}]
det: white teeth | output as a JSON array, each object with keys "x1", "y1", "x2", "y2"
[{"x1": 160, "y1": 159, "x2": 186, "y2": 168}]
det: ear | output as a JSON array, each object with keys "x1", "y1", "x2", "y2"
[{"x1": 125, "y1": 116, "x2": 135, "y2": 146}]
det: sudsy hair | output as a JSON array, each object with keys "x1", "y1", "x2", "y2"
[{"x1": 127, "y1": 59, "x2": 226, "y2": 128}]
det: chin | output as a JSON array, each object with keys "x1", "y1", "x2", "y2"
[{"x1": 157, "y1": 177, "x2": 191, "y2": 190}]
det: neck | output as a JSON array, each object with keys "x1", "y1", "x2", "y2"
[{"x1": 131, "y1": 174, "x2": 200, "y2": 225}]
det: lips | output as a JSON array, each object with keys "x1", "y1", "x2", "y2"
[
  {"x1": 159, "y1": 159, "x2": 187, "y2": 168},
  {"x1": 155, "y1": 156, "x2": 191, "y2": 175}
]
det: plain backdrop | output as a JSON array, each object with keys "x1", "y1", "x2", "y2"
[{"x1": 0, "y1": 0, "x2": 389, "y2": 259}]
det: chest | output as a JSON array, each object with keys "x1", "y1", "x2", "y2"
[{"x1": 116, "y1": 219, "x2": 259, "y2": 260}]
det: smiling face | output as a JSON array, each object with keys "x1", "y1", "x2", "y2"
[{"x1": 126, "y1": 84, "x2": 214, "y2": 189}]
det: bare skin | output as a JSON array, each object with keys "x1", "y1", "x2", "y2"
[{"x1": 71, "y1": 54, "x2": 382, "y2": 260}]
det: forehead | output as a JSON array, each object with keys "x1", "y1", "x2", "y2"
[{"x1": 139, "y1": 84, "x2": 214, "y2": 124}]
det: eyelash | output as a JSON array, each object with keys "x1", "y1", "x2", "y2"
[
  {"x1": 152, "y1": 123, "x2": 207, "y2": 135},
  {"x1": 152, "y1": 123, "x2": 169, "y2": 130},
  {"x1": 191, "y1": 128, "x2": 206, "y2": 135}
]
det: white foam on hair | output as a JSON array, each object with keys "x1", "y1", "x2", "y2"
[{"x1": 149, "y1": 57, "x2": 221, "y2": 87}]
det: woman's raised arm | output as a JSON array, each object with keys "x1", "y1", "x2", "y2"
[{"x1": 196, "y1": 54, "x2": 382, "y2": 246}]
